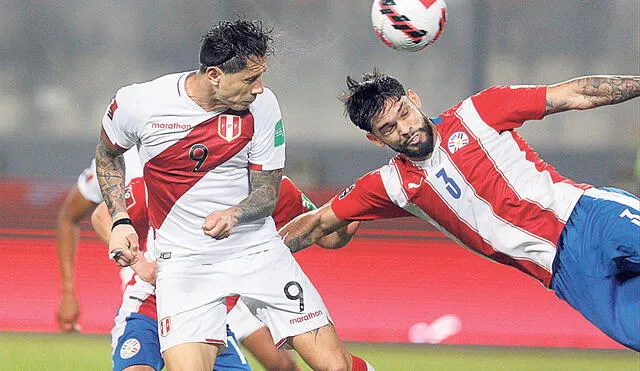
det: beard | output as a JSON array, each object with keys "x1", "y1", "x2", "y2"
[{"x1": 391, "y1": 116, "x2": 435, "y2": 160}]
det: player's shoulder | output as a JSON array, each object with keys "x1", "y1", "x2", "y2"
[
  {"x1": 354, "y1": 164, "x2": 389, "y2": 187},
  {"x1": 114, "y1": 72, "x2": 187, "y2": 120},
  {"x1": 118, "y1": 72, "x2": 184, "y2": 100}
]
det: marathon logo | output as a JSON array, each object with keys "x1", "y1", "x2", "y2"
[
  {"x1": 151, "y1": 122, "x2": 192, "y2": 130},
  {"x1": 289, "y1": 310, "x2": 323, "y2": 325}
]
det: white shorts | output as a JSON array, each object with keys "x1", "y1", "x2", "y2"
[
  {"x1": 155, "y1": 242, "x2": 332, "y2": 352},
  {"x1": 227, "y1": 297, "x2": 265, "y2": 342}
]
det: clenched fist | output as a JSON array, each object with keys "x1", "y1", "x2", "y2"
[
  {"x1": 108, "y1": 223, "x2": 139, "y2": 267},
  {"x1": 202, "y1": 209, "x2": 238, "y2": 240}
]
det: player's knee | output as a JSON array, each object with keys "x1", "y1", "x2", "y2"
[
  {"x1": 318, "y1": 351, "x2": 351, "y2": 371},
  {"x1": 265, "y1": 354, "x2": 300, "y2": 371}
]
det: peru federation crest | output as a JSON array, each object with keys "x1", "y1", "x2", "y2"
[
  {"x1": 159, "y1": 317, "x2": 171, "y2": 337},
  {"x1": 447, "y1": 131, "x2": 469, "y2": 154},
  {"x1": 218, "y1": 114, "x2": 242, "y2": 142}
]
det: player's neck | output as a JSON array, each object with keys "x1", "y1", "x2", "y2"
[{"x1": 185, "y1": 72, "x2": 225, "y2": 112}]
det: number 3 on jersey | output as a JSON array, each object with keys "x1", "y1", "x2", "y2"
[
  {"x1": 436, "y1": 168, "x2": 461, "y2": 199},
  {"x1": 189, "y1": 144, "x2": 209, "y2": 172}
]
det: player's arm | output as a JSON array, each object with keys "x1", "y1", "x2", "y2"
[
  {"x1": 315, "y1": 221, "x2": 360, "y2": 249},
  {"x1": 95, "y1": 128, "x2": 139, "y2": 266},
  {"x1": 91, "y1": 201, "x2": 157, "y2": 284},
  {"x1": 203, "y1": 168, "x2": 282, "y2": 239},
  {"x1": 280, "y1": 203, "x2": 350, "y2": 253},
  {"x1": 90, "y1": 202, "x2": 112, "y2": 245},
  {"x1": 545, "y1": 75, "x2": 640, "y2": 115},
  {"x1": 56, "y1": 185, "x2": 98, "y2": 332}
]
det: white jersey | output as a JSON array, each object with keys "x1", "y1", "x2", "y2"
[
  {"x1": 76, "y1": 149, "x2": 143, "y2": 204},
  {"x1": 101, "y1": 71, "x2": 286, "y2": 260}
]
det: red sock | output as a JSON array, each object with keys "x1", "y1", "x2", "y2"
[{"x1": 351, "y1": 354, "x2": 374, "y2": 371}]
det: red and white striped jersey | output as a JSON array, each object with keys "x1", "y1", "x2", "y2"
[
  {"x1": 101, "y1": 71, "x2": 286, "y2": 260},
  {"x1": 272, "y1": 176, "x2": 317, "y2": 230},
  {"x1": 331, "y1": 85, "x2": 591, "y2": 287}
]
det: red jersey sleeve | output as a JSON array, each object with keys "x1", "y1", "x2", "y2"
[
  {"x1": 124, "y1": 177, "x2": 149, "y2": 251},
  {"x1": 330, "y1": 170, "x2": 411, "y2": 221},
  {"x1": 470, "y1": 85, "x2": 547, "y2": 131},
  {"x1": 272, "y1": 176, "x2": 317, "y2": 229}
]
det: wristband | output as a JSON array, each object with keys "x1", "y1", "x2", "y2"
[{"x1": 111, "y1": 218, "x2": 133, "y2": 231}]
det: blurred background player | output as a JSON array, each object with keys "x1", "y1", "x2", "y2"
[
  {"x1": 56, "y1": 149, "x2": 142, "y2": 332},
  {"x1": 281, "y1": 71, "x2": 640, "y2": 351},
  {"x1": 91, "y1": 175, "x2": 358, "y2": 371}
]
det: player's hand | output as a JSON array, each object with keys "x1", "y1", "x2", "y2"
[
  {"x1": 57, "y1": 290, "x2": 82, "y2": 333},
  {"x1": 202, "y1": 209, "x2": 238, "y2": 240},
  {"x1": 108, "y1": 223, "x2": 139, "y2": 267},
  {"x1": 130, "y1": 256, "x2": 157, "y2": 285},
  {"x1": 316, "y1": 221, "x2": 361, "y2": 250}
]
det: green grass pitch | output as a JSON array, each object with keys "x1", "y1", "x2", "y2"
[{"x1": 0, "y1": 332, "x2": 637, "y2": 370}]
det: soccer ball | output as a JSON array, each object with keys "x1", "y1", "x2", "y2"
[{"x1": 371, "y1": 0, "x2": 447, "y2": 52}]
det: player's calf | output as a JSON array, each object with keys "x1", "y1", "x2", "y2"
[{"x1": 290, "y1": 324, "x2": 374, "y2": 371}]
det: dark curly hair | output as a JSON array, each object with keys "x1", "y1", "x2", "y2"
[
  {"x1": 199, "y1": 18, "x2": 274, "y2": 74},
  {"x1": 339, "y1": 69, "x2": 406, "y2": 133}
]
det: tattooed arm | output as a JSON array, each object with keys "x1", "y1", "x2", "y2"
[
  {"x1": 95, "y1": 128, "x2": 128, "y2": 219},
  {"x1": 279, "y1": 203, "x2": 350, "y2": 253},
  {"x1": 95, "y1": 128, "x2": 139, "y2": 266},
  {"x1": 545, "y1": 75, "x2": 640, "y2": 115},
  {"x1": 202, "y1": 168, "x2": 283, "y2": 239}
]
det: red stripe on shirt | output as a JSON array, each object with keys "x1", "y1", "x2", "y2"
[
  {"x1": 137, "y1": 294, "x2": 158, "y2": 321},
  {"x1": 419, "y1": 0, "x2": 438, "y2": 8},
  {"x1": 144, "y1": 111, "x2": 254, "y2": 229},
  {"x1": 272, "y1": 176, "x2": 309, "y2": 229},
  {"x1": 414, "y1": 170, "x2": 553, "y2": 286},
  {"x1": 439, "y1": 118, "x2": 564, "y2": 245}
]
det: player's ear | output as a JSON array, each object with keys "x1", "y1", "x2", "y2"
[
  {"x1": 407, "y1": 90, "x2": 422, "y2": 109},
  {"x1": 205, "y1": 67, "x2": 223, "y2": 86},
  {"x1": 366, "y1": 133, "x2": 385, "y2": 148}
]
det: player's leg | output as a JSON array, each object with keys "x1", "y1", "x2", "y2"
[
  {"x1": 552, "y1": 187, "x2": 640, "y2": 351},
  {"x1": 288, "y1": 323, "x2": 350, "y2": 370},
  {"x1": 156, "y1": 264, "x2": 228, "y2": 371},
  {"x1": 289, "y1": 325, "x2": 374, "y2": 371},
  {"x1": 212, "y1": 326, "x2": 252, "y2": 371},
  {"x1": 228, "y1": 296, "x2": 299, "y2": 370},
  {"x1": 163, "y1": 343, "x2": 220, "y2": 371},
  {"x1": 111, "y1": 311, "x2": 164, "y2": 371},
  {"x1": 242, "y1": 326, "x2": 299, "y2": 371},
  {"x1": 234, "y1": 243, "x2": 374, "y2": 370}
]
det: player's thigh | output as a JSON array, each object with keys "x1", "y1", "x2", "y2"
[
  {"x1": 561, "y1": 188, "x2": 640, "y2": 277},
  {"x1": 163, "y1": 342, "x2": 220, "y2": 371},
  {"x1": 157, "y1": 298, "x2": 228, "y2": 357},
  {"x1": 111, "y1": 312, "x2": 163, "y2": 371},
  {"x1": 289, "y1": 323, "x2": 351, "y2": 370},
  {"x1": 155, "y1": 262, "x2": 229, "y2": 356},
  {"x1": 213, "y1": 327, "x2": 251, "y2": 371},
  {"x1": 235, "y1": 245, "x2": 332, "y2": 346}
]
